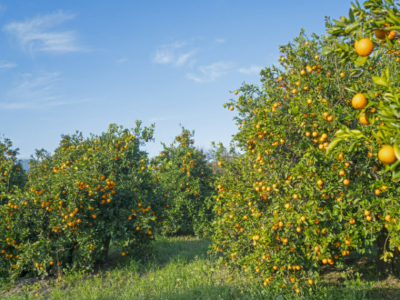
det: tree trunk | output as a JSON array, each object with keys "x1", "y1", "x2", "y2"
[
  {"x1": 101, "y1": 235, "x2": 111, "y2": 261},
  {"x1": 376, "y1": 227, "x2": 393, "y2": 278}
]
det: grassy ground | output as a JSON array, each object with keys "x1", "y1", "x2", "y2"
[{"x1": 1, "y1": 236, "x2": 400, "y2": 300}]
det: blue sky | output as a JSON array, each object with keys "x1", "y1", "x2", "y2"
[{"x1": 0, "y1": 0, "x2": 358, "y2": 159}]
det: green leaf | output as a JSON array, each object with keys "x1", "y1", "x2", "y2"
[
  {"x1": 394, "y1": 142, "x2": 400, "y2": 161},
  {"x1": 334, "y1": 20, "x2": 346, "y2": 27},
  {"x1": 392, "y1": 164, "x2": 400, "y2": 179},
  {"x1": 389, "y1": 160, "x2": 400, "y2": 171},
  {"x1": 383, "y1": 25, "x2": 400, "y2": 31},
  {"x1": 356, "y1": 27, "x2": 363, "y2": 40},
  {"x1": 349, "y1": 9, "x2": 355, "y2": 22},
  {"x1": 384, "y1": 0, "x2": 394, "y2": 6},
  {"x1": 326, "y1": 138, "x2": 343, "y2": 156},
  {"x1": 349, "y1": 141, "x2": 358, "y2": 153},
  {"x1": 344, "y1": 21, "x2": 361, "y2": 33},
  {"x1": 354, "y1": 55, "x2": 368, "y2": 66},
  {"x1": 385, "y1": 67, "x2": 390, "y2": 82},
  {"x1": 345, "y1": 87, "x2": 357, "y2": 94},
  {"x1": 322, "y1": 47, "x2": 333, "y2": 56},
  {"x1": 387, "y1": 10, "x2": 400, "y2": 25},
  {"x1": 373, "y1": 76, "x2": 389, "y2": 87}
]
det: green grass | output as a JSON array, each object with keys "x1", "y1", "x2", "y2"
[{"x1": 1, "y1": 236, "x2": 399, "y2": 300}]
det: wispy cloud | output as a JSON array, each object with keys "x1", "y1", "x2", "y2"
[
  {"x1": 214, "y1": 38, "x2": 225, "y2": 43},
  {"x1": 153, "y1": 41, "x2": 196, "y2": 67},
  {"x1": 186, "y1": 61, "x2": 233, "y2": 83},
  {"x1": 176, "y1": 50, "x2": 196, "y2": 67},
  {"x1": 153, "y1": 41, "x2": 186, "y2": 64},
  {"x1": 3, "y1": 10, "x2": 85, "y2": 53},
  {"x1": 0, "y1": 61, "x2": 17, "y2": 69},
  {"x1": 238, "y1": 65, "x2": 263, "y2": 75},
  {"x1": 116, "y1": 57, "x2": 128, "y2": 64},
  {"x1": 0, "y1": 71, "x2": 91, "y2": 109}
]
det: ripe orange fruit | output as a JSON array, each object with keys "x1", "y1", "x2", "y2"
[
  {"x1": 378, "y1": 145, "x2": 396, "y2": 164},
  {"x1": 343, "y1": 179, "x2": 350, "y2": 185},
  {"x1": 308, "y1": 279, "x2": 313, "y2": 285},
  {"x1": 374, "y1": 30, "x2": 387, "y2": 39},
  {"x1": 234, "y1": 90, "x2": 238, "y2": 95},
  {"x1": 300, "y1": 216, "x2": 306, "y2": 222},
  {"x1": 354, "y1": 38, "x2": 374, "y2": 56},
  {"x1": 359, "y1": 113, "x2": 369, "y2": 125},
  {"x1": 352, "y1": 93, "x2": 367, "y2": 109},
  {"x1": 229, "y1": 106, "x2": 234, "y2": 111},
  {"x1": 253, "y1": 235, "x2": 260, "y2": 241},
  {"x1": 317, "y1": 179, "x2": 323, "y2": 186},
  {"x1": 375, "y1": 189, "x2": 381, "y2": 196},
  {"x1": 388, "y1": 30, "x2": 396, "y2": 40}
]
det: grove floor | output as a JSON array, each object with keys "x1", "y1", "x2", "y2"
[{"x1": 1, "y1": 236, "x2": 400, "y2": 300}]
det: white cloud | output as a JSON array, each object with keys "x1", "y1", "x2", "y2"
[
  {"x1": 153, "y1": 41, "x2": 186, "y2": 64},
  {"x1": 0, "y1": 61, "x2": 17, "y2": 69},
  {"x1": 176, "y1": 50, "x2": 196, "y2": 67},
  {"x1": 0, "y1": 71, "x2": 91, "y2": 109},
  {"x1": 116, "y1": 57, "x2": 128, "y2": 64},
  {"x1": 238, "y1": 65, "x2": 263, "y2": 75},
  {"x1": 3, "y1": 10, "x2": 85, "y2": 53},
  {"x1": 153, "y1": 41, "x2": 196, "y2": 67},
  {"x1": 214, "y1": 38, "x2": 225, "y2": 43},
  {"x1": 186, "y1": 61, "x2": 233, "y2": 83}
]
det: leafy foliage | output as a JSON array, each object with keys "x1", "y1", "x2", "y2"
[
  {"x1": 211, "y1": 30, "x2": 400, "y2": 293},
  {"x1": 0, "y1": 122, "x2": 164, "y2": 280},
  {"x1": 151, "y1": 128, "x2": 216, "y2": 237}
]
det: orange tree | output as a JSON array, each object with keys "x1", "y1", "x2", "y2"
[
  {"x1": 0, "y1": 122, "x2": 164, "y2": 281},
  {"x1": 150, "y1": 127, "x2": 215, "y2": 236},
  {"x1": 0, "y1": 137, "x2": 27, "y2": 202},
  {"x1": 211, "y1": 30, "x2": 400, "y2": 294},
  {"x1": 324, "y1": 0, "x2": 400, "y2": 178}
]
